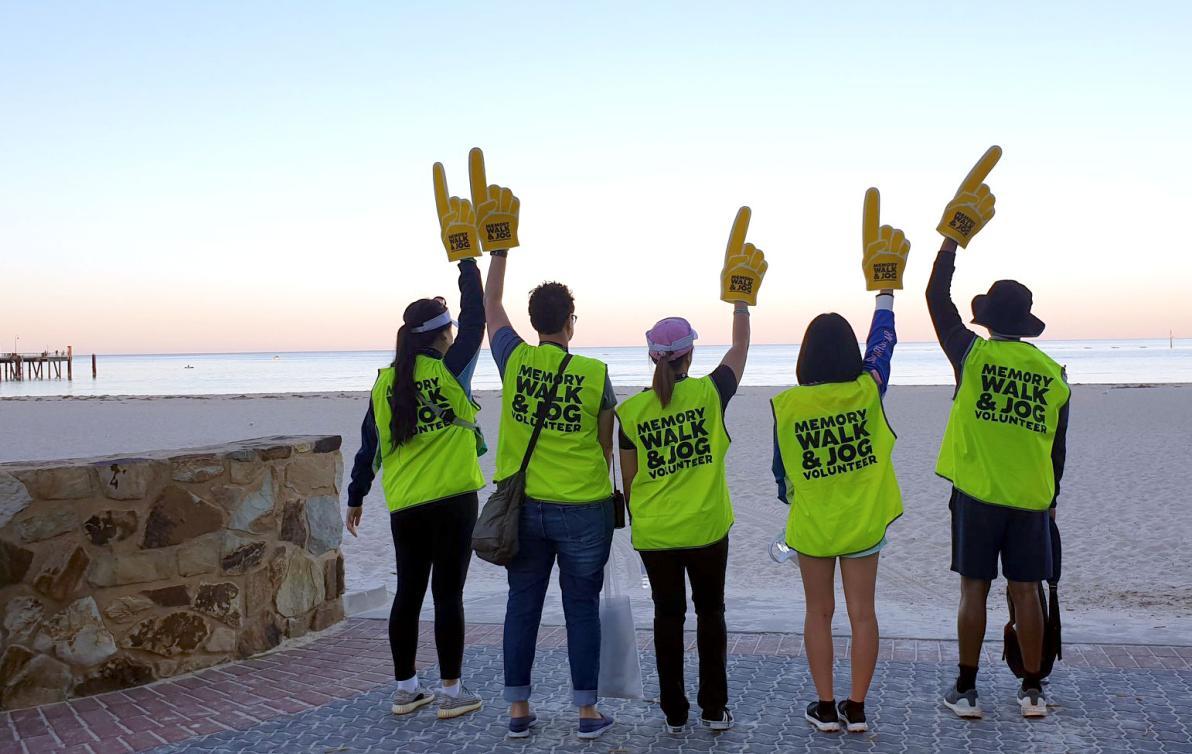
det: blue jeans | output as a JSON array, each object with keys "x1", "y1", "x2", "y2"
[{"x1": 503, "y1": 498, "x2": 614, "y2": 707}]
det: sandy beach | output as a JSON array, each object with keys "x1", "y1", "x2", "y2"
[{"x1": 3, "y1": 384, "x2": 1190, "y2": 645}]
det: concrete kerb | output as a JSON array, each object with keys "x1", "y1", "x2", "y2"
[{"x1": 344, "y1": 585, "x2": 391, "y2": 617}]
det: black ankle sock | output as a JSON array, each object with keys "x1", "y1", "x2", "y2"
[
  {"x1": 956, "y1": 664, "x2": 978, "y2": 693},
  {"x1": 816, "y1": 700, "x2": 836, "y2": 718},
  {"x1": 1022, "y1": 672, "x2": 1043, "y2": 692},
  {"x1": 844, "y1": 699, "x2": 865, "y2": 714}
]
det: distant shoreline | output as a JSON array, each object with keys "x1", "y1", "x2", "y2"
[{"x1": 2, "y1": 382, "x2": 1187, "y2": 401}]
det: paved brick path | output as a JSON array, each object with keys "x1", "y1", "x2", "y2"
[{"x1": 2, "y1": 619, "x2": 1191, "y2": 753}]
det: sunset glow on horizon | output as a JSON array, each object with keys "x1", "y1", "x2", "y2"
[{"x1": 2, "y1": 2, "x2": 1190, "y2": 355}]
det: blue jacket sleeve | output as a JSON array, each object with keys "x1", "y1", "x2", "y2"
[
  {"x1": 443, "y1": 259, "x2": 485, "y2": 389},
  {"x1": 346, "y1": 403, "x2": 380, "y2": 507},
  {"x1": 772, "y1": 411, "x2": 788, "y2": 504},
  {"x1": 863, "y1": 297, "x2": 897, "y2": 397}
]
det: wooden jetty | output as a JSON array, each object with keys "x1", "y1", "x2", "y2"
[{"x1": 0, "y1": 346, "x2": 79, "y2": 382}]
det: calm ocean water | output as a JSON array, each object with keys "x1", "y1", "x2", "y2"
[{"x1": 1, "y1": 340, "x2": 1189, "y2": 398}]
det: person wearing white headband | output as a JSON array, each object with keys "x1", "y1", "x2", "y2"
[
  {"x1": 344, "y1": 256, "x2": 487, "y2": 721},
  {"x1": 614, "y1": 299, "x2": 752, "y2": 734}
]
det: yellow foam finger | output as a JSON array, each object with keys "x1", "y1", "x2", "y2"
[
  {"x1": 959, "y1": 145, "x2": 1003, "y2": 193},
  {"x1": 863, "y1": 188, "x2": 880, "y2": 247},
  {"x1": 433, "y1": 162, "x2": 450, "y2": 219},
  {"x1": 726, "y1": 206, "x2": 751, "y2": 261},
  {"x1": 890, "y1": 228, "x2": 905, "y2": 253},
  {"x1": 468, "y1": 147, "x2": 488, "y2": 209}
]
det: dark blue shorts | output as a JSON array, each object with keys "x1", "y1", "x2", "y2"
[{"x1": 950, "y1": 490, "x2": 1053, "y2": 582}]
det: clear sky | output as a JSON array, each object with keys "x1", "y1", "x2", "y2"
[{"x1": 2, "y1": 1, "x2": 1190, "y2": 354}]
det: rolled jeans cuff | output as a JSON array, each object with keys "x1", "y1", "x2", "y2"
[
  {"x1": 503, "y1": 684, "x2": 531, "y2": 703},
  {"x1": 573, "y1": 688, "x2": 598, "y2": 707}
]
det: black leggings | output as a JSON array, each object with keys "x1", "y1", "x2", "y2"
[{"x1": 389, "y1": 492, "x2": 478, "y2": 681}]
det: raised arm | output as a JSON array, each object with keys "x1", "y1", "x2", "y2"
[
  {"x1": 719, "y1": 301, "x2": 751, "y2": 383},
  {"x1": 925, "y1": 239, "x2": 977, "y2": 381},
  {"x1": 484, "y1": 251, "x2": 512, "y2": 341},
  {"x1": 863, "y1": 291, "x2": 897, "y2": 396},
  {"x1": 443, "y1": 259, "x2": 485, "y2": 378}
]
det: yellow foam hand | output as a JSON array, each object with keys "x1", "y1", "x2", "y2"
[
  {"x1": 862, "y1": 188, "x2": 911, "y2": 291},
  {"x1": 720, "y1": 206, "x2": 768, "y2": 305},
  {"x1": 432, "y1": 162, "x2": 481, "y2": 261},
  {"x1": 937, "y1": 145, "x2": 1001, "y2": 248},
  {"x1": 469, "y1": 147, "x2": 520, "y2": 252}
]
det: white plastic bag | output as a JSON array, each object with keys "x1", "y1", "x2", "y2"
[{"x1": 597, "y1": 531, "x2": 644, "y2": 699}]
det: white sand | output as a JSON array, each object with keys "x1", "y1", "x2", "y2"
[{"x1": 3, "y1": 384, "x2": 1190, "y2": 644}]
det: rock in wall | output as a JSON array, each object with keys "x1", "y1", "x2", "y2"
[{"x1": 0, "y1": 436, "x2": 345, "y2": 710}]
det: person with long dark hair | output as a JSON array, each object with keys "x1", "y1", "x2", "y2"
[
  {"x1": 344, "y1": 255, "x2": 486, "y2": 720},
  {"x1": 770, "y1": 190, "x2": 906, "y2": 734}
]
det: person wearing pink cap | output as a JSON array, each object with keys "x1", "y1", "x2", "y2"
[{"x1": 615, "y1": 300, "x2": 752, "y2": 734}]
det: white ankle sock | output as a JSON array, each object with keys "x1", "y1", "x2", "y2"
[
  {"x1": 396, "y1": 675, "x2": 419, "y2": 693},
  {"x1": 440, "y1": 681, "x2": 461, "y2": 698}
]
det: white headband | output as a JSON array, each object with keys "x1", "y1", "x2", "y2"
[
  {"x1": 411, "y1": 310, "x2": 456, "y2": 333},
  {"x1": 647, "y1": 332, "x2": 698, "y2": 353}
]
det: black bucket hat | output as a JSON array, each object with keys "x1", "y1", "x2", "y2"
[{"x1": 971, "y1": 280, "x2": 1045, "y2": 338}]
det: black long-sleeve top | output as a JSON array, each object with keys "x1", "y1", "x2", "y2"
[
  {"x1": 926, "y1": 249, "x2": 1068, "y2": 505},
  {"x1": 346, "y1": 258, "x2": 485, "y2": 507}
]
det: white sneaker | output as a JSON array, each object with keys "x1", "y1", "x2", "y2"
[
  {"x1": 1018, "y1": 686, "x2": 1048, "y2": 718},
  {"x1": 943, "y1": 684, "x2": 983, "y2": 719}
]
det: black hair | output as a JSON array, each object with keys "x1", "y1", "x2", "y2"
[
  {"x1": 528, "y1": 282, "x2": 575, "y2": 334},
  {"x1": 796, "y1": 313, "x2": 863, "y2": 385},
  {"x1": 389, "y1": 298, "x2": 450, "y2": 449}
]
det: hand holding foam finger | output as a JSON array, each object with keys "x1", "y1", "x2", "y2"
[
  {"x1": 861, "y1": 187, "x2": 911, "y2": 290},
  {"x1": 937, "y1": 146, "x2": 1002, "y2": 247},
  {"x1": 720, "y1": 207, "x2": 768, "y2": 305},
  {"x1": 469, "y1": 147, "x2": 520, "y2": 252},
  {"x1": 433, "y1": 162, "x2": 481, "y2": 261}
]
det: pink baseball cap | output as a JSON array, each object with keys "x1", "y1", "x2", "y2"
[{"x1": 646, "y1": 317, "x2": 698, "y2": 363}]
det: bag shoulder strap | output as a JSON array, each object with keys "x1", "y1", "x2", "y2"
[{"x1": 518, "y1": 353, "x2": 573, "y2": 474}]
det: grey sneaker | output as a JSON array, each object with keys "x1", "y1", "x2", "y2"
[
  {"x1": 943, "y1": 684, "x2": 983, "y2": 719},
  {"x1": 437, "y1": 685, "x2": 483, "y2": 719},
  {"x1": 391, "y1": 687, "x2": 434, "y2": 715},
  {"x1": 1018, "y1": 686, "x2": 1048, "y2": 718}
]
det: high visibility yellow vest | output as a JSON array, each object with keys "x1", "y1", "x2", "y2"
[
  {"x1": 936, "y1": 338, "x2": 1069, "y2": 510},
  {"x1": 371, "y1": 356, "x2": 485, "y2": 512},
  {"x1": 616, "y1": 376, "x2": 733, "y2": 551},
  {"x1": 772, "y1": 375, "x2": 902, "y2": 558},
  {"x1": 495, "y1": 343, "x2": 613, "y2": 503}
]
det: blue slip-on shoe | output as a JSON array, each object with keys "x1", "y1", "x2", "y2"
[
  {"x1": 578, "y1": 713, "x2": 615, "y2": 740},
  {"x1": 507, "y1": 714, "x2": 538, "y2": 739}
]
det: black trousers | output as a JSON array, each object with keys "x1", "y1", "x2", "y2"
[
  {"x1": 639, "y1": 536, "x2": 729, "y2": 720},
  {"x1": 389, "y1": 492, "x2": 478, "y2": 681}
]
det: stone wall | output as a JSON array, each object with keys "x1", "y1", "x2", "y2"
[{"x1": 0, "y1": 436, "x2": 345, "y2": 711}]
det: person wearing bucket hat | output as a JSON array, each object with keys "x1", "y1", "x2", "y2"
[
  {"x1": 770, "y1": 188, "x2": 905, "y2": 735},
  {"x1": 615, "y1": 208, "x2": 761, "y2": 734},
  {"x1": 343, "y1": 159, "x2": 490, "y2": 721},
  {"x1": 927, "y1": 147, "x2": 1071, "y2": 720}
]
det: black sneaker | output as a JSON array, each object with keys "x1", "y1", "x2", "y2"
[
  {"x1": 804, "y1": 701, "x2": 840, "y2": 732},
  {"x1": 837, "y1": 699, "x2": 867, "y2": 733},
  {"x1": 700, "y1": 709, "x2": 734, "y2": 731},
  {"x1": 663, "y1": 713, "x2": 687, "y2": 735}
]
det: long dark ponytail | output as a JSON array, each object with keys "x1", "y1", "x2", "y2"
[{"x1": 390, "y1": 298, "x2": 450, "y2": 449}]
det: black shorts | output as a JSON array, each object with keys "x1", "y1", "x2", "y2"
[{"x1": 950, "y1": 489, "x2": 1053, "y2": 582}]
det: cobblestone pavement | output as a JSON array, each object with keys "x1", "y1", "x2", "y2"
[{"x1": 2, "y1": 619, "x2": 1191, "y2": 753}]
